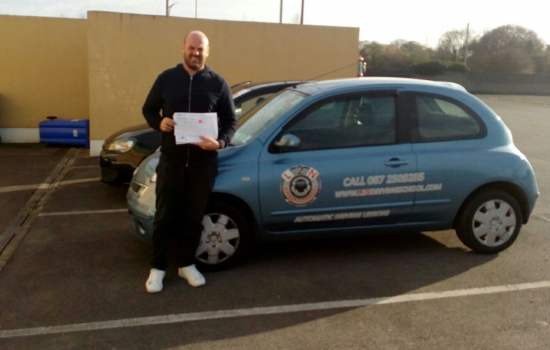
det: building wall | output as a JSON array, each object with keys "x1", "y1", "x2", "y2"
[
  {"x1": 0, "y1": 15, "x2": 89, "y2": 142},
  {"x1": 2, "y1": 13, "x2": 549, "y2": 151},
  {"x1": 87, "y1": 11, "x2": 359, "y2": 154},
  {"x1": 0, "y1": 12, "x2": 359, "y2": 153}
]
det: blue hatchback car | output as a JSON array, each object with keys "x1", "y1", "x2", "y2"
[{"x1": 127, "y1": 77, "x2": 539, "y2": 270}]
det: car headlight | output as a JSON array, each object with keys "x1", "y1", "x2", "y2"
[{"x1": 105, "y1": 139, "x2": 136, "y2": 153}]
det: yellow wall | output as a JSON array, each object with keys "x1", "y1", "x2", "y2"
[
  {"x1": 87, "y1": 11, "x2": 359, "y2": 142},
  {"x1": 0, "y1": 15, "x2": 89, "y2": 128},
  {"x1": 0, "y1": 12, "x2": 359, "y2": 150}
]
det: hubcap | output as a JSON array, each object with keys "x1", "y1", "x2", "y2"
[
  {"x1": 472, "y1": 199, "x2": 516, "y2": 247},
  {"x1": 196, "y1": 213, "x2": 240, "y2": 265}
]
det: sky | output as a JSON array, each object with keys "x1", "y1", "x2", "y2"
[{"x1": 0, "y1": 0, "x2": 548, "y2": 48}]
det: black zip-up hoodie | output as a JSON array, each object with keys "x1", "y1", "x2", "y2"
[{"x1": 142, "y1": 64, "x2": 237, "y2": 160}]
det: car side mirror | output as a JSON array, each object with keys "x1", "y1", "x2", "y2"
[{"x1": 273, "y1": 134, "x2": 301, "y2": 151}]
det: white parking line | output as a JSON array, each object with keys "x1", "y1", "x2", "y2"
[
  {"x1": 57, "y1": 177, "x2": 101, "y2": 186},
  {"x1": 0, "y1": 183, "x2": 50, "y2": 193},
  {"x1": 1, "y1": 280, "x2": 549, "y2": 339},
  {"x1": 0, "y1": 178, "x2": 100, "y2": 193},
  {"x1": 39, "y1": 209, "x2": 127, "y2": 217}
]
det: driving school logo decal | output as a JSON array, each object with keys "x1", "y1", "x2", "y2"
[{"x1": 281, "y1": 166, "x2": 321, "y2": 206}]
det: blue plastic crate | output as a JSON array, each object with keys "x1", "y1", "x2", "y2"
[{"x1": 39, "y1": 117, "x2": 89, "y2": 148}]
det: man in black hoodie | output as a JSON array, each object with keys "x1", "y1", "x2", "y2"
[{"x1": 142, "y1": 31, "x2": 237, "y2": 293}]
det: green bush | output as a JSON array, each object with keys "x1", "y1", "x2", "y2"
[
  {"x1": 446, "y1": 62, "x2": 470, "y2": 72},
  {"x1": 409, "y1": 61, "x2": 471, "y2": 75},
  {"x1": 410, "y1": 61, "x2": 447, "y2": 76}
]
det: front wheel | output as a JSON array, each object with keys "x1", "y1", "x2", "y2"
[
  {"x1": 455, "y1": 190, "x2": 523, "y2": 254},
  {"x1": 195, "y1": 200, "x2": 251, "y2": 271}
]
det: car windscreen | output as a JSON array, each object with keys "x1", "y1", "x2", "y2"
[{"x1": 232, "y1": 90, "x2": 308, "y2": 146}]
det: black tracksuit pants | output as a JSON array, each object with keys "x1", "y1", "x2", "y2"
[{"x1": 151, "y1": 152, "x2": 217, "y2": 270}]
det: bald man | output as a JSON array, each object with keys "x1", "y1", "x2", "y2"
[{"x1": 142, "y1": 31, "x2": 237, "y2": 293}]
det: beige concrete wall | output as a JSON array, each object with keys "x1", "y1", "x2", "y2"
[
  {"x1": 0, "y1": 12, "x2": 359, "y2": 149},
  {"x1": 87, "y1": 11, "x2": 359, "y2": 144},
  {"x1": 0, "y1": 15, "x2": 89, "y2": 132}
]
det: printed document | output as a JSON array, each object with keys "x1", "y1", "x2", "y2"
[{"x1": 173, "y1": 112, "x2": 218, "y2": 144}]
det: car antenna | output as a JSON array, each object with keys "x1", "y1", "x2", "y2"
[{"x1": 307, "y1": 62, "x2": 358, "y2": 81}]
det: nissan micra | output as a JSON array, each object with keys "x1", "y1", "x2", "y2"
[{"x1": 127, "y1": 77, "x2": 539, "y2": 270}]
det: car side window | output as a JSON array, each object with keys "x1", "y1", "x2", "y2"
[
  {"x1": 413, "y1": 95, "x2": 484, "y2": 142},
  {"x1": 281, "y1": 94, "x2": 396, "y2": 151}
]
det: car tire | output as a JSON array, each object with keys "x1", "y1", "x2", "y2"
[
  {"x1": 195, "y1": 200, "x2": 251, "y2": 271},
  {"x1": 455, "y1": 189, "x2": 522, "y2": 254}
]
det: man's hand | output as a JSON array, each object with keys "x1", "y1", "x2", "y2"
[
  {"x1": 191, "y1": 136, "x2": 221, "y2": 151},
  {"x1": 159, "y1": 117, "x2": 176, "y2": 132}
]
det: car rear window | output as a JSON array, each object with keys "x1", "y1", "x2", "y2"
[{"x1": 413, "y1": 95, "x2": 484, "y2": 142}]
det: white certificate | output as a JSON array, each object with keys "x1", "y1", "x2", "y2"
[{"x1": 173, "y1": 112, "x2": 218, "y2": 144}]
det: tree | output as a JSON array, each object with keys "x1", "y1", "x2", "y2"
[
  {"x1": 360, "y1": 41, "x2": 385, "y2": 68},
  {"x1": 360, "y1": 40, "x2": 433, "y2": 70},
  {"x1": 468, "y1": 25, "x2": 546, "y2": 73},
  {"x1": 533, "y1": 45, "x2": 550, "y2": 74},
  {"x1": 469, "y1": 47, "x2": 534, "y2": 73},
  {"x1": 436, "y1": 29, "x2": 469, "y2": 62},
  {"x1": 399, "y1": 40, "x2": 433, "y2": 64}
]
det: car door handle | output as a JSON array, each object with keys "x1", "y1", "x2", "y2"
[{"x1": 385, "y1": 158, "x2": 409, "y2": 167}]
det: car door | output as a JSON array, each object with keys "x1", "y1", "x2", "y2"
[
  {"x1": 258, "y1": 90, "x2": 418, "y2": 233},
  {"x1": 407, "y1": 92, "x2": 489, "y2": 225}
]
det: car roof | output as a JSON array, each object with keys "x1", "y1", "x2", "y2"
[
  {"x1": 292, "y1": 77, "x2": 467, "y2": 96},
  {"x1": 231, "y1": 80, "x2": 307, "y2": 94}
]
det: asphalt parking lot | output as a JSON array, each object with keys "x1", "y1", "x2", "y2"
[{"x1": 0, "y1": 95, "x2": 549, "y2": 349}]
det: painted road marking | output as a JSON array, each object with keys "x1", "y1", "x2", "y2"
[
  {"x1": 0, "y1": 178, "x2": 100, "y2": 193},
  {"x1": 56, "y1": 177, "x2": 101, "y2": 186},
  {"x1": 39, "y1": 209, "x2": 127, "y2": 217},
  {"x1": 0, "y1": 183, "x2": 50, "y2": 193},
  {"x1": 1, "y1": 280, "x2": 549, "y2": 339}
]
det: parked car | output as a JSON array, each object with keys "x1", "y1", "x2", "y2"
[
  {"x1": 127, "y1": 77, "x2": 539, "y2": 271},
  {"x1": 100, "y1": 80, "x2": 306, "y2": 184}
]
